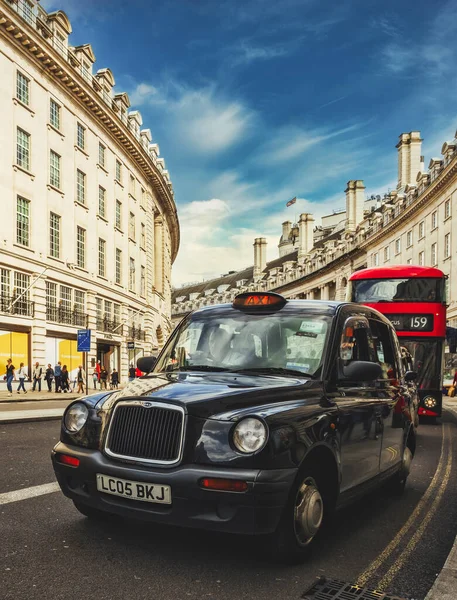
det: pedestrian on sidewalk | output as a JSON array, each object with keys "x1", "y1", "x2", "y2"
[
  {"x1": 32, "y1": 362, "x2": 43, "y2": 392},
  {"x1": 128, "y1": 364, "x2": 136, "y2": 382},
  {"x1": 54, "y1": 362, "x2": 62, "y2": 393},
  {"x1": 96, "y1": 360, "x2": 101, "y2": 386},
  {"x1": 110, "y1": 368, "x2": 119, "y2": 389},
  {"x1": 5, "y1": 358, "x2": 15, "y2": 397},
  {"x1": 61, "y1": 365, "x2": 70, "y2": 393},
  {"x1": 44, "y1": 364, "x2": 54, "y2": 392},
  {"x1": 17, "y1": 363, "x2": 27, "y2": 394},
  {"x1": 100, "y1": 367, "x2": 108, "y2": 390},
  {"x1": 92, "y1": 369, "x2": 98, "y2": 390},
  {"x1": 77, "y1": 365, "x2": 86, "y2": 394}
]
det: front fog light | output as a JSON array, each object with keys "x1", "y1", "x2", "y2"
[
  {"x1": 423, "y1": 396, "x2": 437, "y2": 409},
  {"x1": 233, "y1": 417, "x2": 268, "y2": 453},
  {"x1": 64, "y1": 402, "x2": 89, "y2": 433}
]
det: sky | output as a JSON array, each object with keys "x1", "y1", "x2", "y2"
[{"x1": 40, "y1": 0, "x2": 457, "y2": 286}]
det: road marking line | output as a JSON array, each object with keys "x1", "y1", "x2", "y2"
[
  {"x1": 356, "y1": 423, "x2": 449, "y2": 587},
  {"x1": 0, "y1": 482, "x2": 60, "y2": 505},
  {"x1": 376, "y1": 428, "x2": 453, "y2": 591}
]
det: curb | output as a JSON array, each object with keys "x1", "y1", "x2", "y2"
[{"x1": 0, "y1": 396, "x2": 79, "y2": 404}]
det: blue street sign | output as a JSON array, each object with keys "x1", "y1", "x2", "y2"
[{"x1": 77, "y1": 329, "x2": 91, "y2": 353}]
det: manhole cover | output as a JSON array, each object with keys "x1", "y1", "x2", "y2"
[{"x1": 302, "y1": 577, "x2": 409, "y2": 600}]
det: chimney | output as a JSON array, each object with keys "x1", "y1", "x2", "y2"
[
  {"x1": 298, "y1": 213, "x2": 314, "y2": 259},
  {"x1": 259, "y1": 237, "x2": 267, "y2": 273},
  {"x1": 253, "y1": 238, "x2": 267, "y2": 281},
  {"x1": 396, "y1": 131, "x2": 423, "y2": 189},
  {"x1": 354, "y1": 180, "x2": 365, "y2": 227},
  {"x1": 281, "y1": 221, "x2": 292, "y2": 240},
  {"x1": 345, "y1": 181, "x2": 356, "y2": 231}
]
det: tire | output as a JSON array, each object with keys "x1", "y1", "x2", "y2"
[
  {"x1": 268, "y1": 467, "x2": 327, "y2": 563},
  {"x1": 387, "y1": 445, "x2": 413, "y2": 496},
  {"x1": 73, "y1": 500, "x2": 117, "y2": 521}
]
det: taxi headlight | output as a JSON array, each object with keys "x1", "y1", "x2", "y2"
[
  {"x1": 64, "y1": 402, "x2": 89, "y2": 433},
  {"x1": 233, "y1": 417, "x2": 268, "y2": 453},
  {"x1": 423, "y1": 396, "x2": 437, "y2": 409}
]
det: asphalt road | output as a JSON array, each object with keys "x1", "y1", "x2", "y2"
[{"x1": 2, "y1": 413, "x2": 457, "y2": 600}]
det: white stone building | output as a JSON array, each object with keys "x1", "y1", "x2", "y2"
[
  {"x1": 172, "y1": 128, "x2": 457, "y2": 332},
  {"x1": 0, "y1": 0, "x2": 180, "y2": 384}
]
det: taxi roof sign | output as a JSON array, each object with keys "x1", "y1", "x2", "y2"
[{"x1": 233, "y1": 292, "x2": 287, "y2": 310}]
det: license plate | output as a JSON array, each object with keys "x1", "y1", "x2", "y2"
[{"x1": 96, "y1": 474, "x2": 171, "y2": 504}]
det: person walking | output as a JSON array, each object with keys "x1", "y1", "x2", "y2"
[
  {"x1": 54, "y1": 362, "x2": 62, "y2": 393},
  {"x1": 44, "y1": 364, "x2": 54, "y2": 392},
  {"x1": 5, "y1": 358, "x2": 15, "y2": 397},
  {"x1": 111, "y1": 368, "x2": 119, "y2": 389},
  {"x1": 100, "y1": 367, "x2": 108, "y2": 390},
  {"x1": 17, "y1": 362, "x2": 27, "y2": 394},
  {"x1": 61, "y1": 365, "x2": 70, "y2": 393},
  {"x1": 32, "y1": 362, "x2": 43, "y2": 392},
  {"x1": 128, "y1": 364, "x2": 136, "y2": 382},
  {"x1": 92, "y1": 369, "x2": 98, "y2": 390},
  {"x1": 96, "y1": 360, "x2": 101, "y2": 386},
  {"x1": 77, "y1": 365, "x2": 86, "y2": 394}
]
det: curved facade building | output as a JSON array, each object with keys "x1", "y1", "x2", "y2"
[{"x1": 0, "y1": 0, "x2": 179, "y2": 383}]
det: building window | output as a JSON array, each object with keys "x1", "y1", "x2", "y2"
[
  {"x1": 141, "y1": 187, "x2": 146, "y2": 209},
  {"x1": 16, "y1": 71, "x2": 30, "y2": 105},
  {"x1": 115, "y1": 159, "x2": 122, "y2": 182},
  {"x1": 96, "y1": 297, "x2": 103, "y2": 325},
  {"x1": 406, "y1": 230, "x2": 413, "y2": 248},
  {"x1": 98, "y1": 186, "x2": 106, "y2": 218},
  {"x1": 373, "y1": 253, "x2": 379, "y2": 267},
  {"x1": 445, "y1": 233, "x2": 451, "y2": 259},
  {"x1": 432, "y1": 211, "x2": 437, "y2": 230},
  {"x1": 431, "y1": 243, "x2": 437, "y2": 266},
  {"x1": 50, "y1": 99, "x2": 60, "y2": 130},
  {"x1": 46, "y1": 281, "x2": 57, "y2": 318},
  {"x1": 21, "y1": 0, "x2": 34, "y2": 25},
  {"x1": 140, "y1": 223, "x2": 146, "y2": 249},
  {"x1": 115, "y1": 200, "x2": 122, "y2": 229},
  {"x1": 14, "y1": 272, "x2": 30, "y2": 314},
  {"x1": 419, "y1": 251, "x2": 425, "y2": 266},
  {"x1": 140, "y1": 266, "x2": 146, "y2": 296},
  {"x1": 129, "y1": 257, "x2": 135, "y2": 291},
  {"x1": 16, "y1": 128, "x2": 30, "y2": 171},
  {"x1": 60, "y1": 285, "x2": 72, "y2": 317},
  {"x1": 77, "y1": 122, "x2": 85, "y2": 150},
  {"x1": 74, "y1": 290, "x2": 85, "y2": 321},
  {"x1": 395, "y1": 239, "x2": 401, "y2": 255},
  {"x1": 98, "y1": 238, "x2": 106, "y2": 277},
  {"x1": 16, "y1": 196, "x2": 30, "y2": 247},
  {"x1": 76, "y1": 169, "x2": 86, "y2": 204},
  {"x1": 76, "y1": 226, "x2": 86, "y2": 268},
  {"x1": 98, "y1": 143, "x2": 105, "y2": 167},
  {"x1": 129, "y1": 212, "x2": 135, "y2": 240},
  {"x1": 49, "y1": 213, "x2": 60, "y2": 258},
  {"x1": 54, "y1": 31, "x2": 66, "y2": 57},
  {"x1": 115, "y1": 248, "x2": 122, "y2": 285},
  {"x1": 129, "y1": 174, "x2": 136, "y2": 197},
  {"x1": 407, "y1": 258, "x2": 412, "y2": 265},
  {"x1": 419, "y1": 221, "x2": 425, "y2": 239},
  {"x1": 384, "y1": 246, "x2": 390, "y2": 262},
  {"x1": 445, "y1": 199, "x2": 451, "y2": 220},
  {"x1": 49, "y1": 150, "x2": 61, "y2": 189},
  {"x1": 114, "y1": 303, "x2": 120, "y2": 325},
  {"x1": 1, "y1": 268, "x2": 11, "y2": 299}
]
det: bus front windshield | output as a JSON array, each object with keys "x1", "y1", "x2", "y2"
[
  {"x1": 400, "y1": 340, "x2": 443, "y2": 390},
  {"x1": 155, "y1": 310, "x2": 332, "y2": 377},
  {"x1": 352, "y1": 278, "x2": 443, "y2": 303}
]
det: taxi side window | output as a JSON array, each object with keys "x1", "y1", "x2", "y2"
[
  {"x1": 339, "y1": 317, "x2": 377, "y2": 363},
  {"x1": 368, "y1": 319, "x2": 398, "y2": 380}
]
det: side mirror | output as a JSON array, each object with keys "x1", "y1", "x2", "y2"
[
  {"x1": 405, "y1": 370, "x2": 418, "y2": 382},
  {"x1": 341, "y1": 360, "x2": 383, "y2": 382},
  {"x1": 137, "y1": 356, "x2": 157, "y2": 374}
]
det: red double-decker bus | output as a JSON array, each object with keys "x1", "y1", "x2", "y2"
[{"x1": 347, "y1": 265, "x2": 446, "y2": 419}]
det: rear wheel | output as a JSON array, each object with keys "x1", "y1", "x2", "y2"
[
  {"x1": 388, "y1": 445, "x2": 413, "y2": 495},
  {"x1": 73, "y1": 500, "x2": 117, "y2": 521},
  {"x1": 269, "y1": 469, "x2": 327, "y2": 563}
]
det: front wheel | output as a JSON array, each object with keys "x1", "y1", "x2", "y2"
[
  {"x1": 269, "y1": 472, "x2": 325, "y2": 563},
  {"x1": 387, "y1": 446, "x2": 413, "y2": 495}
]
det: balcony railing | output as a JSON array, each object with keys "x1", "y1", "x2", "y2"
[
  {"x1": 129, "y1": 326, "x2": 145, "y2": 341},
  {"x1": 47, "y1": 306, "x2": 88, "y2": 327},
  {"x1": 96, "y1": 317, "x2": 121, "y2": 333},
  {"x1": 0, "y1": 294, "x2": 34, "y2": 317}
]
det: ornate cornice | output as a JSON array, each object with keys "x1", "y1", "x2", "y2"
[{"x1": 0, "y1": 1, "x2": 180, "y2": 261}]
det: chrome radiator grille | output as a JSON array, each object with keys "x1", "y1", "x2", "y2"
[{"x1": 105, "y1": 401, "x2": 185, "y2": 465}]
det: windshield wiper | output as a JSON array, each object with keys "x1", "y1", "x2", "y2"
[
  {"x1": 229, "y1": 367, "x2": 314, "y2": 378},
  {"x1": 177, "y1": 365, "x2": 230, "y2": 372}
]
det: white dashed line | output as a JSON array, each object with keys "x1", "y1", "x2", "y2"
[{"x1": 0, "y1": 482, "x2": 60, "y2": 505}]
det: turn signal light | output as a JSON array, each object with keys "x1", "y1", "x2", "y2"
[
  {"x1": 57, "y1": 454, "x2": 80, "y2": 468},
  {"x1": 200, "y1": 478, "x2": 248, "y2": 492},
  {"x1": 233, "y1": 292, "x2": 286, "y2": 309}
]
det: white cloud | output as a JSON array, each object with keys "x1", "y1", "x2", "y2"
[{"x1": 129, "y1": 83, "x2": 161, "y2": 106}]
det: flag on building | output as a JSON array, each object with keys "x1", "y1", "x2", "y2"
[{"x1": 286, "y1": 197, "x2": 297, "y2": 207}]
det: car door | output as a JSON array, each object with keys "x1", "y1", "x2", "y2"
[
  {"x1": 369, "y1": 318, "x2": 407, "y2": 473},
  {"x1": 330, "y1": 315, "x2": 383, "y2": 493}
]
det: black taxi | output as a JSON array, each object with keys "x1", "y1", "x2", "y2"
[{"x1": 52, "y1": 293, "x2": 417, "y2": 561}]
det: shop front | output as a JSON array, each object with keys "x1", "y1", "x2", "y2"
[
  {"x1": 0, "y1": 327, "x2": 30, "y2": 388},
  {"x1": 46, "y1": 333, "x2": 84, "y2": 383}
]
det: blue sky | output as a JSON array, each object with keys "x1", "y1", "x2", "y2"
[{"x1": 41, "y1": 0, "x2": 457, "y2": 285}]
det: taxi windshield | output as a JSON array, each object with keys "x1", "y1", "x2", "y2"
[{"x1": 154, "y1": 310, "x2": 331, "y2": 377}]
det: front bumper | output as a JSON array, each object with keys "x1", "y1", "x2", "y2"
[{"x1": 51, "y1": 442, "x2": 296, "y2": 535}]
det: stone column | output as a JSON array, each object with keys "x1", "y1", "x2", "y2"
[
  {"x1": 307, "y1": 290, "x2": 315, "y2": 300},
  {"x1": 321, "y1": 284, "x2": 330, "y2": 300},
  {"x1": 31, "y1": 272, "x2": 47, "y2": 369}
]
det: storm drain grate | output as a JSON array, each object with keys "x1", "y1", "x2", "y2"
[{"x1": 302, "y1": 577, "x2": 409, "y2": 600}]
